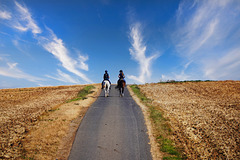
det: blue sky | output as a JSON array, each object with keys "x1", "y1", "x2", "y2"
[{"x1": 0, "y1": 0, "x2": 240, "y2": 88}]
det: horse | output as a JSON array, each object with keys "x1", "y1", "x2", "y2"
[
  {"x1": 103, "y1": 80, "x2": 110, "y2": 97},
  {"x1": 118, "y1": 79, "x2": 126, "y2": 97}
]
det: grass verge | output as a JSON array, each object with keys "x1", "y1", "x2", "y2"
[
  {"x1": 130, "y1": 85, "x2": 185, "y2": 159},
  {"x1": 67, "y1": 85, "x2": 95, "y2": 103}
]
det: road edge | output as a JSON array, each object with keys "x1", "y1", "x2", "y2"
[
  {"x1": 127, "y1": 86, "x2": 162, "y2": 160},
  {"x1": 57, "y1": 84, "x2": 102, "y2": 160}
]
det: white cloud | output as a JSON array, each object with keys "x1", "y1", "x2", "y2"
[
  {"x1": 13, "y1": 1, "x2": 41, "y2": 34},
  {"x1": 128, "y1": 22, "x2": 159, "y2": 83},
  {"x1": 171, "y1": 0, "x2": 240, "y2": 80},
  {"x1": 0, "y1": 58, "x2": 43, "y2": 82},
  {"x1": 13, "y1": 2, "x2": 92, "y2": 83},
  {"x1": 0, "y1": 1, "x2": 92, "y2": 84},
  {"x1": 39, "y1": 28, "x2": 93, "y2": 83},
  {"x1": 203, "y1": 48, "x2": 240, "y2": 80},
  {"x1": 160, "y1": 72, "x2": 191, "y2": 82},
  {"x1": 0, "y1": 10, "x2": 11, "y2": 19},
  {"x1": 7, "y1": 62, "x2": 18, "y2": 69},
  {"x1": 46, "y1": 69, "x2": 81, "y2": 84},
  {"x1": 76, "y1": 50, "x2": 89, "y2": 71},
  {"x1": 174, "y1": 0, "x2": 224, "y2": 56}
]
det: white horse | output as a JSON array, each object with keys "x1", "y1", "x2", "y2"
[{"x1": 103, "y1": 80, "x2": 110, "y2": 97}]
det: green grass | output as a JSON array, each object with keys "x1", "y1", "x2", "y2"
[
  {"x1": 48, "y1": 108, "x2": 60, "y2": 112},
  {"x1": 67, "y1": 85, "x2": 95, "y2": 103},
  {"x1": 130, "y1": 85, "x2": 185, "y2": 159},
  {"x1": 130, "y1": 85, "x2": 152, "y2": 103}
]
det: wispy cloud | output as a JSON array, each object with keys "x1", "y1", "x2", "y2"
[
  {"x1": 39, "y1": 28, "x2": 93, "y2": 83},
  {"x1": 46, "y1": 69, "x2": 81, "y2": 84},
  {"x1": 128, "y1": 22, "x2": 159, "y2": 83},
  {"x1": 13, "y1": 1, "x2": 41, "y2": 34},
  {"x1": 160, "y1": 72, "x2": 192, "y2": 82},
  {"x1": 75, "y1": 49, "x2": 89, "y2": 71},
  {"x1": 0, "y1": 57, "x2": 44, "y2": 82},
  {"x1": 15, "y1": 1, "x2": 92, "y2": 83},
  {"x1": 0, "y1": 10, "x2": 11, "y2": 19},
  {"x1": 0, "y1": 1, "x2": 92, "y2": 84},
  {"x1": 203, "y1": 48, "x2": 240, "y2": 80},
  {"x1": 171, "y1": 0, "x2": 240, "y2": 80}
]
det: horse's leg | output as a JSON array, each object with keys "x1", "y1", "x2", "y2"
[
  {"x1": 120, "y1": 87, "x2": 123, "y2": 97},
  {"x1": 104, "y1": 88, "x2": 107, "y2": 97},
  {"x1": 107, "y1": 86, "x2": 109, "y2": 97},
  {"x1": 119, "y1": 88, "x2": 121, "y2": 97},
  {"x1": 122, "y1": 87, "x2": 124, "y2": 96}
]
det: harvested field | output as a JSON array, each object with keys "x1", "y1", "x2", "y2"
[
  {"x1": 0, "y1": 85, "x2": 98, "y2": 159},
  {"x1": 138, "y1": 81, "x2": 240, "y2": 159}
]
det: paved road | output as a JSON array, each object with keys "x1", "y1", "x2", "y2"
[{"x1": 68, "y1": 85, "x2": 152, "y2": 160}]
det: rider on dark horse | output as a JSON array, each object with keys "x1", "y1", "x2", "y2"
[
  {"x1": 117, "y1": 70, "x2": 126, "y2": 88},
  {"x1": 102, "y1": 70, "x2": 111, "y2": 89}
]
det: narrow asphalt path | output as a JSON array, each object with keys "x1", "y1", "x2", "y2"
[{"x1": 68, "y1": 85, "x2": 152, "y2": 160}]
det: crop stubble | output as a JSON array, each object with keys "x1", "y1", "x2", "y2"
[
  {"x1": 139, "y1": 81, "x2": 240, "y2": 159},
  {"x1": 0, "y1": 85, "x2": 84, "y2": 158}
]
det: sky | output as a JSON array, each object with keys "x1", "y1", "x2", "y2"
[{"x1": 0, "y1": 0, "x2": 240, "y2": 88}]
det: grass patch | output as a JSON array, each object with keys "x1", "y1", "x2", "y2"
[
  {"x1": 67, "y1": 85, "x2": 95, "y2": 103},
  {"x1": 130, "y1": 85, "x2": 152, "y2": 103},
  {"x1": 130, "y1": 85, "x2": 185, "y2": 159},
  {"x1": 48, "y1": 108, "x2": 60, "y2": 112}
]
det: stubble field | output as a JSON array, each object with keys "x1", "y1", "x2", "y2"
[
  {"x1": 0, "y1": 85, "x2": 86, "y2": 159},
  {"x1": 138, "y1": 81, "x2": 240, "y2": 159}
]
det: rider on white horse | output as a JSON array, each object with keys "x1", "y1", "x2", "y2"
[{"x1": 102, "y1": 70, "x2": 111, "y2": 89}]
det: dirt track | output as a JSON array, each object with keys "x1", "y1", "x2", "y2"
[
  {"x1": 0, "y1": 85, "x2": 97, "y2": 159},
  {"x1": 138, "y1": 81, "x2": 240, "y2": 159}
]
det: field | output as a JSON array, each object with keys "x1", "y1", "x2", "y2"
[
  {"x1": 138, "y1": 81, "x2": 240, "y2": 159},
  {"x1": 1, "y1": 81, "x2": 239, "y2": 159},
  {"x1": 0, "y1": 85, "x2": 100, "y2": 159}
]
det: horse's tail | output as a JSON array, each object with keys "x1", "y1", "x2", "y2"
[
  {"x1": 119, "y1": 79, "x2": 126, "y2": 88},
  {"x1": 103, "y1": 80, "x2": 110, "y2": 89},
  {"x1": 122, "y1": 80, "x2": 126, "y2": 87}
]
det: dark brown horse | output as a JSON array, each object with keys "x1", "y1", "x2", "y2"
[{"x1": 118, "y1": 79, "x2": 126, "y2": 97}]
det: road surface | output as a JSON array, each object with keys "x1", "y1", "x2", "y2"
[{"x1": 68, "y1": 85, "x2": 152, "y2": 160}]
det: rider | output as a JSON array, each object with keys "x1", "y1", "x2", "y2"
[
  {"x1": 117, "y1": 70, "x2": 126, "y2": 88},
  {"x1": 102, "y1": 70, "x2": 111, "y2": 89}
]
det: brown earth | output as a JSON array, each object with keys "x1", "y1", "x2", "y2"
[
  {"x1": 0, "y1": 84, "x2": 101, "y2": 159},
  {"x1": 138, "y1": 81, "x2": 240, "y2": 159}
]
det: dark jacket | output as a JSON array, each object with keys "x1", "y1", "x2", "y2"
[
  {"x1": 119, "y1": 73, "x2": 125, "y2": 79},
  {"x1": 104, "y1": 73, "x2": 109, "y2": 80}
]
